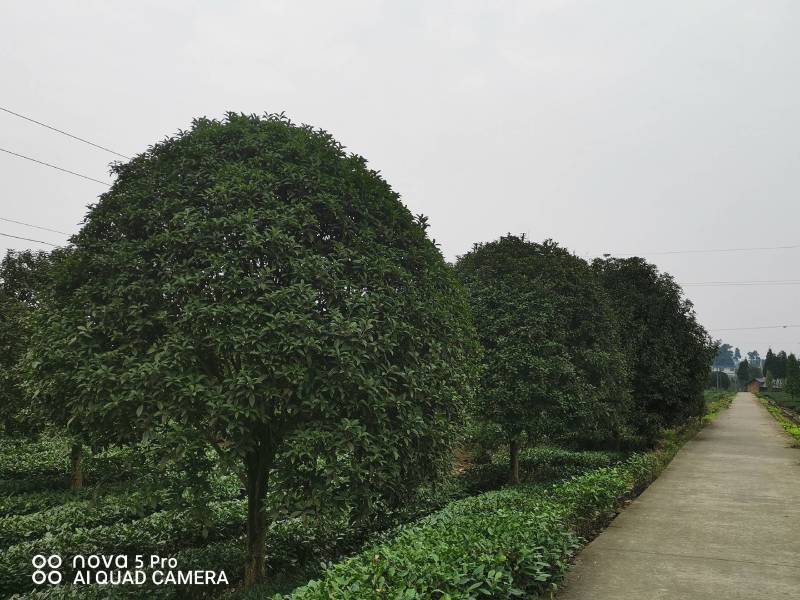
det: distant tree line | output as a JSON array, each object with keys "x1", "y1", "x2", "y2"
[{"x1": 715, "y1": 345, "x2": 800, "y2": 396}]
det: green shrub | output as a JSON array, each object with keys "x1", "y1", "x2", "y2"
[
  {"x1": 0, "y1": 500, "x2": 245, "y2": 595},
  {"x1": 287, "y1": 485, "x2": 576, "y2": 600},
  {"x1": 0, "y1": 487, "x2": 117, "y2": 518},
  {"x1": 0, "y1": 436, "x2": 148, "y2": 493},
  {"x1": 13, "y1": 539, "x2": 248, "y2": 599},
  {"x1": 0, "y1": 503, "x2": 370, "y2": 596},
  {"x1": 285, "y1": 451, "x2": 671, "y2": 600},
  {"x1": 459, "y1": 447, "x2": 624, "y2": 493},
  {"x1": 0, "y1": 487, "x2": 181, "y2": 548},
  {"x1": 0, "y1": 437, "x2": 70, "y2": 481}
]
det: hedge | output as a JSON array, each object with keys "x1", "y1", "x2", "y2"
[
  {"x1": 0, "y1": 438, "x2": 146, "y2": 495},
  {"x1": 0, "y1": 487, "x2": 122, "y2": 518},
  {"x1": 459, "y1": 446, "x2": 625, "y2": 494},
  {"x1": 1, "y1": 436, "x2": 683, "y2": 599},
  {"x1": 0, "y1": 491, "x2": 170, "y2": 549},
  {"x1": 284, "y1": 453, "x2": 663, "y2": 600},
  {"x1": 0, "y1": 500, "x2": 245, "y2": 595}
]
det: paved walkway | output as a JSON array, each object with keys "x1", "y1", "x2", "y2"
[{"x1": 557, "y1": 392, "x2": 800, "y2": 599}]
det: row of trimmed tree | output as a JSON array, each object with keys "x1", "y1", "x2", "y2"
[
  {"x1": 456, "y1": 236, "x2": 715, "y2": 483},
  {"x1": 0, "y1": 113, "x2": 715, "y2": 586}
]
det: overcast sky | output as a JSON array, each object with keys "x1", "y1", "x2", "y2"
[{"x1": 2, "y1": 1, "x2": 799, "y2": 358}]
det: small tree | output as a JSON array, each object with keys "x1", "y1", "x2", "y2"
[
  {"x1": 737, "y1": 360, "x2": 751, "y2": 389},
  {"x1": 763, "y1": 349, "x2": 776, "y2": 381},
  {"x1": 765, "y1": 370, "x2": 774, "y2": 392},
  {"x1": 456, "y1": 236, "x2": 630, "y2": 484},
  {"x1": 775, "y1": 350, "x2": 788, "y2": 380},
  {"x1": 785, "y1": 354, "x2": 800, "y2": 399},
  {"x1": 25, "y1": 113, "x2": 479, "y2": 586}
]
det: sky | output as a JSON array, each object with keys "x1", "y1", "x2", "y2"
[{"x1": 1, "y1": 0, "x2": 799, "y2": 358}]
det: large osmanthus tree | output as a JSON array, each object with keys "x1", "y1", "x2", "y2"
[
  {"x1": 455, "y1": 235, "x2": 630, "y2": 484},
  {"x1": 593, "y1": 257, "x2": 716, "y2": 439},
  {"x1": 24, "y1": 113, "x2": 479, "y2": 585}
]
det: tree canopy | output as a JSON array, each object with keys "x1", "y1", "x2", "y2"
[
  {"x1": 593, "y1": 257, "x2": 715, "y2": 440},
  {"x1": 24, "y1": 113, "x2": 479, "y2": 585},
  {"x1": 763, "y1": 349, "x2": 776, "y2": 379},
  {"x1": 762, "y1": 348, "x2": 788, "y2": 381},
  {"x1": 775, "y1": 350, "x2": 788, "y2": 379},
  {"x1": 737, "y1": 360, "x2": 751, "y2": 384},
  {"x1": 785, "y1": 354, "x2": 800, "y2": 398},
  {"x1": 713, "y1": 344, "x2": 736, "y2": 370},
  {"x1": 456, "y1": 235, "x2": 630, "y2": 482}
]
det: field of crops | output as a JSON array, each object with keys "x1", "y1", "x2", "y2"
[
  {"x1": 760, "y1": 391, "x2": 800, "y2": 413},
  {"x1": 0, "y1": 434, "x2": 647, "y2": 599}
]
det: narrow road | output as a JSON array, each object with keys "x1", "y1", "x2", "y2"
[{"x1": 557, "y1": 392, "x2": 800, "y2": 599}]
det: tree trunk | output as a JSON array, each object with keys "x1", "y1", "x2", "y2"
[
  {"x1": 509, "y1": 439, "x2": 520, "y2": 485},
  {"x1": 70, "y1": 443, "x2": 83, "y2": 491},
  {"x1": 243, "y1": 446, "x2": 271, "y2": 588}
]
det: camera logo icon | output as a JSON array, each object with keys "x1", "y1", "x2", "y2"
[{"x1": 32, "y1": 555, "x2": 63, "y2": 585}]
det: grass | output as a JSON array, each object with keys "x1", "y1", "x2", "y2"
[
  {"x1": 760, "y1": 390, "x2": 800, "y2": 412},
  {"x1": 757, "y1": 393, "x2": 800, "y2": 446},
  {"x1": 703, "y1": 390, "x2": 735, "y2": 424}
]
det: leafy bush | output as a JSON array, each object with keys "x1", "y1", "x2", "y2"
[
  {"x1": 0, "y1": 487, "x2": 117, "y2": 518},
  {"x1": 12, "y1": 540, "x2": 248, "y2": 599},
  {"x1": 287, "y1": 485, "x2": 575, "y2": 600},
  {"x1": 285, "y1": 452, "x2": 669, "y2": 600},
  {"x1": 0, "y1": 436, "x2": 73, "y2": 487},
  {"x1": 0, "y1": 500, "x2": 245, "y2": 595},
  {"x1": 0, "y1": 498, "x2": 148, "y2": 548},
  {"x1": 460, "y1": 447, "x2": 624, "y2": 493},
  {"x1": 0, "y1": 436, "x2": 148, "y2": 490},
  {"x1": 0, "y1": 502, "x2": 380, "y2": 596}
]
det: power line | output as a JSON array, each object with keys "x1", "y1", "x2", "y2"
[
  {"x1": 0, "y1": 106, "x2": 131, "y2": 159},
  {"x1": 708, "y1": 325, "x2": 800, "y2": 332},
  {"x1": 0, "y1": 147, "x2": 111, "y2": 187},
  {"x1": 0, "y1": 217, "x2": 69, "y2": 236},
  {"x1": 0, "y1": 232, "x2": 59, "y2": 247},
  {"x1": 681, "y1": 279, "x2": 800, "y2": 287},
  {"x1": 590, "y1": 243, "x2": 800, "y2": 257}
]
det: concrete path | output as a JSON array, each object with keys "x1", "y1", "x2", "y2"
[{"x1": 557, "y1": 392, "x2": 800, "y2": 600}]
